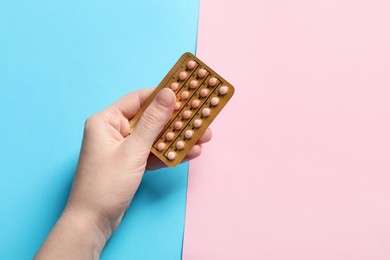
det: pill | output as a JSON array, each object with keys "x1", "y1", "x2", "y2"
[
  {"x1": 185, "y1": 130, "x2": 193, "y2": 139},
  {"x1": 131, "y1": 53, "x2": 235, "y2": 167},
  {"x1": 179, "y1": 71, "x2": 188, "y2": 81},
  {"x1": 197, "y1": 69, "x2": 207, "y2": 78},
  {"x1": 183, "y1": 110, "x2": 192, "y2": 119},
  {"x1": 210, "y1": 97, "x2": 219, "y2": 106},
  {"x1": 166, "y1": 132, "x2": 175, "y2": 141},
  {"x1": 208, "y1": 77, "x2": 218, "y2": 87},
  {"x1": 191, "y1": 99, "x2": 200, "y2": 108},
  {"x1": 181, "y1": 91, "x2": 190, "y2": 100},
  {"x1": 219, "y1": 86, "x2": 228, "y2": 95},
  {"x1": 193, "y1": 119, "x2": 202, "y2": 128},
  {"x1": 174, "y1": 121, "x2": 183, "y2": 130},
  {"x1": 174, "y1": 101, "x2": 181, "y2": 110},
  {"x1": 187, "y1": 60, "x2": 196, "y2": 70},
  {"x1": 176, "y1": 141, "x2": 185, "y2": 150},
  {"x1": 170, "y1": 82, "x2": 179, "y2": 91},
  {"x1": 167, "y1": 151, "x2": 176, "y2": 160},
  {"x1": 202, "y1": 108, "x2": 211, "y2": 117},
  {"x1": 157, "y1": 142, "x2": 166, "y2": 151},
  {"x1": 199, "y1": 88, "x2": 209, "y2": 97},
  {"x1": 189, "y1": 80, "x2": 198, "y2": 89}
]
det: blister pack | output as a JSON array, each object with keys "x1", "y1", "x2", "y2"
[{"x1": 129, "y1": 52, "x2": 235, "y2": 167}]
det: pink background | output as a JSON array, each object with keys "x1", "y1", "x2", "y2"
[{"x1": 183, "y1": 0, "x2": 390, "y2": 259}]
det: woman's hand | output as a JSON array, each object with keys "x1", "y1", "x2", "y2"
[{"x1": 35, "y1": 88, "x2": 212, "y2": 259}]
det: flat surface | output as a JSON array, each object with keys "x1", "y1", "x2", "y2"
[
  {"x1": 0, "y1": 1, "x2": 199, "y2": 259},
  {"x1": 183, "y1": 0, "x2": 390, "y2": 259}
]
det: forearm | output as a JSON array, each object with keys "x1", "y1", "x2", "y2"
[
  {"x1": 35, "y1": 207, "x2": 110, "y2": 260},
  {"x1": 35, "y1": 88, "x2": 208, "y2": 258}
]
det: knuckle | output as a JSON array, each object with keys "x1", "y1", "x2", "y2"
[
  {"x1": 84, "y1": 115, "x2": 99, "y2": 131},
  {"x1": 140, "y1": 109, "x2": 162, "y2": 130}
]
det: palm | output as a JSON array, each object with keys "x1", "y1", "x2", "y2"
[{"x1": 103, "y1": 88, "x2": 212, "y2": 171}]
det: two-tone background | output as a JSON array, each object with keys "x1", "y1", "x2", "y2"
[{"x1": 1, "y1": 0, "x2": 389, "y2": 259}]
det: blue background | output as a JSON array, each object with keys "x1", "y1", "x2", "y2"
[{"x1": 0, "y1": 0, "x2": 199, "y2": 258}]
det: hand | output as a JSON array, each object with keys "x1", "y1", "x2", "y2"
[{"x1": 35, "y1": 88, "x2": 212, "y2": 259}]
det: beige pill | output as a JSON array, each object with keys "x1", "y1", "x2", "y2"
[
  {"x1": 183, "y1": 110, "x2": 192, "y2": 119},
  {"x1": 185, "y1": 130, "x2": 193, "y2": 139},
  {"x1": 202, "y1": 108, "x2": 211, "y2": 117},
  {"x1": 199, "y1": 88, "x2": 209, "y2": 97},
  {"x1": 174, "y1": 101, "x2": 181, "y2": 110},
  {"x1": 191, "y1": 99, "x2": 200, "y2": 108},
  {"x1": 176, "y1": 141, "x2": 185, "y2": 150},
  {"x1": 189, "y1": 80, "x2": 198, "y2": 89},
  {"x1": 193, "y1": 119, "x2": 202, "y2": 128},
  {"x1": 167, "y1": 151, "x2": 176, "y2": 160},
  {"x1": 166, "y1": 132, "x2": 175, "y2": 141},
  {"x1": 174, "y1": 121, "x2": 183, "y2": 130},
  {"x1": 181, "y1": 91, "x2": 190, "y2": 100},
  {"x1": 197, "y1": 69, "x2": 207, "y2": 78},
  {"x1": 187, "y1": 60, "x2": 196, "y2": 70},
  {"x1": 179, "y1": 71, "x2": 188, "y2": 81},
  {"x1": 157, "y1": 142, "x2": 166, "y2": 151},
  {"x1": 219, "y1": 86, "x2": 229, "y2": 95},
  {"x1": 170, "y1": 82, "x2": 179, "y2": 91},
  {"x1": 210, "y1": 97, "x2": 219, "y2": 106},
  {"x1": 208, "y1": 77, "x2": 218, "y2": 87}
]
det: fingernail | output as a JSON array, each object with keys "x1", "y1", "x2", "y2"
[{"x1": 156, "y1": 88, "x2": 175, "y2": 108}]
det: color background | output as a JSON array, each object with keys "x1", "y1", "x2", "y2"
[
  {"x1": 184, "y1": 0, "x2": 390, "y2": 259},
  {"x1": 1, "y1": 0, "x2": 390, "y2": 259},
  {"x1": 0, "y1": 0, "x2": 198, "y2": 259}
]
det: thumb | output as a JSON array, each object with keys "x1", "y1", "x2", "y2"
[{"x1": 127, "y1": 88, "x2": 176, "y2": 153}]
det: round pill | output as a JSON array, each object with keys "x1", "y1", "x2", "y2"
[
  {"x1": 174, "y1": 101, "x2": 181, "y2": 110},
  {"x1": 179, "y1": 71, "x2": 188, "y2": 81},
  {"x1": 184, "y1": 130, "x2": 193, "y2": 139},
  {"x1": 208, "y1": 77, "x2": 218, "y2": 87},
  {"x1": 174, "y1": 121, "x2": 183, "y2": 130},
  {"x1": 187, "y1": 60, "x2": 196, "y2": 70},
  {"x1": 210, "y1": 97, "x2": 219, "y2": 106},
  {"x1": 166, "y1": 132, "x2": 175, "y2": 141},
  {"x1": 157, "y1": 142, "x2": 166, "y2": 151},
  {"x1": 181, "y1": 91, "x2": 190, "y2": 100},
  {"x1": 183, "y1": 110, "x2": 192, "y2": 119},
  {"x1": 176, "y1": 141, "x2": 185, "y2": 150},
  {"x1": 189, "y1": 80, "x2": 198, "y2": 89},
  {"x1": 219, "y1": 86, "x2": 228, "y2": 95},
  {"x1": 202, "y1": 108, "x2": 211, "y2": 117},
  {"x1": 197, "y1": 69, "x2": 207, "y2": 78},
  {"x1": 170, "y1": 82, "x2": 179, "y2": 91},
  {"x1": 199, "y1": 88, "x2": 209, "y2": 97},
  {"x1": 191, "y1": 99, "x2": 200, "y2": 108},
  {"x1": 193, "y1": 119, "x2": 202, "y2": 128},
  {"x1": 167, "y1": 151, "x2": 176, "y2": 160}
]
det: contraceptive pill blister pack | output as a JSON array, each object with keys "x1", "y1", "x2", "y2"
[{"x1": 129, "y1": 52, "x2": 235, "y2": 167}]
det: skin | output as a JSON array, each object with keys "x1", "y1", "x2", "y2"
[{"x1": 35, "y1": 88, "x2": 212, "y2": 259}]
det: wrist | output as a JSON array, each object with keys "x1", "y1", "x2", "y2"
[
  {"x1": 60, "y1": 205, "x2": 112, "y2": 247},
  {"x1": 35, "y1": 204, "x2": 110, "y2": 259},
  {"x1": 60, "y1": 205, "x2": 111, "y2": 256}
]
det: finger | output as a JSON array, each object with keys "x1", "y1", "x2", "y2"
[
  {"x1": 181, "y1": 144, "x2": 203, "y2": 163},
  {"x1": 107, "y1": 88, "x2": 154, "y2": 120},
  {"x1": 126, "y1": 88, "x2": 176, "y2": 154},
  {"x1": 146, "y1": 154, "x2": 166, "y2": 171},
  {"x1": 146, "y1": 144, "x2": 203, "y2": 171},
  {"x1": 196, "y1": 128, "x2": 212, "y2": 145}
]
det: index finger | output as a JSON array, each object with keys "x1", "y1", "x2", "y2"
[{"x1": 107, "y1": 88, "x2": 154, "y2": 120}]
